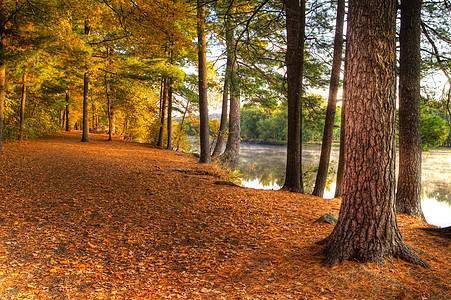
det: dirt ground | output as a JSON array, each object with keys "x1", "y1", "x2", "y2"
[{"x1": 0, "y1": 131, "x2": 449, "y2": 299}]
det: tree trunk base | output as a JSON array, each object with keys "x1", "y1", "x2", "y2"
[{"x1": 318, "y1": 235, "x2": 430, "y2": 268}]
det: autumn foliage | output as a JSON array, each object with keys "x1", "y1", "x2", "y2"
[{"x1": 0, "y1": 132, "x2": 449, "y2": 299}]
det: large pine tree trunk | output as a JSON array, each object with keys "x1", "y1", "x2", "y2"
[
  {"x1": 197, "y1": 0, "x2": 211, "y2": 164},
  {"x1": 396, "y1": 0, "x2": 424, "y2": 219},
  {"x1": 283, "y1": 0, "x2": 305, "y2": 193},
  {"x1": 19, "y1": 73, "x2": 26, "y2": 141},
  {"x1": 319, "y1": 0, "x2": 428, "y2": 268},
  {"x1": 312, "y1": 0, "x2": 345, "y2": 197}
]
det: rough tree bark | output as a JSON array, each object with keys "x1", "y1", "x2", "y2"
[
  {"x1": 282, "y1": 0, "x2": 305, "y2": 193},
  {"x1": 197, "y1": 0, "x2": 211, "y2": 164},
  {"x1": 319, "y1": 0, "x2": 429, "y2": 268},
  {"x1": 396, "y1": 0, "x2": 424, "y2": 218},
  {"x1": 19, "y1": 73, "x2": 26, "y2": 141},
  {"x1": 312, "y1": 0, "x2": 345, "y2": 197}
]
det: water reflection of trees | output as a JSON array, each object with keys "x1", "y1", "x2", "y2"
[
  {"x1": 239, "y1": 144, "x2": 451, "y2": 206},
  {"x1": 423, "y1": 188, "x2": 451, "y2": 205}
]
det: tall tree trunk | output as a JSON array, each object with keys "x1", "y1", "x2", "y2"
[
  {"x1": 176, "y1": 98, "x2": 191, "y2": 151},
  {"x1": 105, "y1": 74, "x2": 112, "y2": 141},
  {"x1": 396, "y1": 0, "x2": 424, "y2": 219},
  {"x1": 167, "y1": 76, "x2": 173, "y2": 150},
  {"x1": 81, "y1": 19, "x2": 91, "y2": 143},
  {"x1": 212, "y1": 68, "x2": 230, "y2": 158},
  {"x1": 319, "y1": 0, "x2": 428, "y2": 268},
  {"x1": 65, "y1": 92, "x2": 70, "y2": 132},
  {"x1": 313, "y1": 0, "x2": 345, "y2": 197},
  {"x1": 334, "y1": 86, "x2": 346, "y2": 198},
  {"x1": 221, "y1": 59, "x2": 240, "y2": 169},
  {"x1": 197, "y1": 0, "x2": 211, "y2": 163},
  {"x1": 212, "y1": 12, "x2": 232, "y2": 158},
  {"x1": 0, "y1": 55, "x2": 4, "y2": 153},
  {"x1": 221, "y1": 7, "x2": 240, "y2": 169},
  {"x1": 282, "y1": 0, "x2": 305, "y2": 193},
  {"x1": 81, "y1": 72, "x2": 90, "y2": 142},
  {"x1": 334, "y1": 36, "x2": 349, "y2": 199},
  {"x1": 157, "y1": 77, "x2": 168, "y2": 147},
  {"x1": 111, "y1": 106, "x2": 116, "y2": 135},
  {"x1": 19, "y1": 73, "x2": 26, "y2": 141}
]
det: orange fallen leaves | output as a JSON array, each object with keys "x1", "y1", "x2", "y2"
[{"x1": 0, "y1": 131, "x2": 448, "y2": 299}]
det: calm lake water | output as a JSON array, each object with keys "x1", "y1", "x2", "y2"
[{"x1": 238, "y1": 143, "x2": 451, "y2": 228}]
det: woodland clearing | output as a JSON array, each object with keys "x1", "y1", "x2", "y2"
[{"x1": 0, "y1": 132, "x2": 449, "y2": 299}]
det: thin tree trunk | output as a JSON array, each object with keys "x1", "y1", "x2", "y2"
[
  {"x1": 157, "y1": 77, "x2": 168, "y2": 147},
  {"x1": 167, "y1": 76, "x2": 173, "y2": 150},
  {"x1": 313, "y1": 0, "x2": 345, "y2": 197},
  {"x1": 111, "y1": 106, "x2": 116, "y2": 135},
  {"x1": 19, "y1": 73, "x2": 26, "y2": 141},
  {"x1": 282, "y1": 0, "x2": 305, "y2": 193},
  {"x1": 65, "y1": 92, "x2": 70, "y2": 132},
  {"x1": 319, "y1": 0, "x2": 428, "y2": 268},
  {"x1": 396, "y1": 0, "x2": 424, "y2": 218},
  {"x1": 0, "y1": 52, "x2": 4, "y2": 153},
  {"x1": 81, "y1": 19, "x2": 91, "y2": 143},
  {"x1": 212, "y1": 13, "x2": 232, "y2": 158},
  {"x1": 212, "y1": 78, "x2": 228, "y2": 157},
  {"x1": 220, "y1": 7, "x2": 240, "y2": 169},
  {"x1": 221, "y1": 58, "x2": 240, "y2": 169},
  {"x1": 197, "y1": 0, "x2": 211, "y2": 163},
  {"x1": 176, "y1": 98, "x2": 191, "y2": 151},
  {"x1": 334, "y1": 37, "x2": 349, "y2": 198},
  {"x1": 0, "y1": 4, "x2": 5, "y2": 153},
  {"x1": 105, "y1": 74, "x2": 112, "y2": 141},
  {"x1": 81, "y1": 72, "x2": 90, "y2": 142}
]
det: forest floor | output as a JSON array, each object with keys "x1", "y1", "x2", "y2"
[{"x1": 0, "y1": 131, "x2": 450, "y2": 300}]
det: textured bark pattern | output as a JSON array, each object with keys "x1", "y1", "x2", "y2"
[
  {"x1": 321, "y1": 0, "x2": 428, "y2": 268},
  {"x1": 197, "y1": 0, "x2": 211, "y2": 164},
  {"x1": 396, "y1": 0, "x2": 424, "y2": 219},
  {"x1": 313, "y1": 0, "x2": 345, "y2": 197},
  {"x1": 282, "y1": 0, "x2": 305, "y2": 193}
]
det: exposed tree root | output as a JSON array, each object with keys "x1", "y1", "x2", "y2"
[{"x1": 319, "y1": 237, "x2": 430, "y2": 268}]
